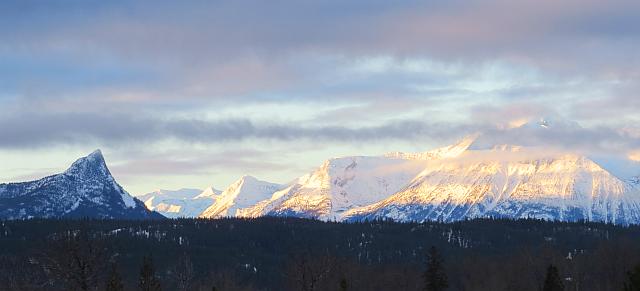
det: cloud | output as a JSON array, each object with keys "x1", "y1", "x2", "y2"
[
  {"x1": 2, "y1": 0, "x2": 640, "y2": 190},
  {"x1": 0, "y1": 112, "x2": 474, "y2": 148},
  {"x1": 1, "y1": 0, "x2": 638, "y2": 103},
  {"x1": 470, "y1": 102, "x2": 557, "y2": 129},
  {"x1": 1, "y1": 0, "x2": 638, "y2": 143},
  {"x1": 7, "y1": 0, "x2": 635, "y2": 59},
  {"x1": 2, "y1": 110, "x2": 639, "y2": 160},
  {"x1": 474, "y1": 118, "x2": 640, "y2": 155}
]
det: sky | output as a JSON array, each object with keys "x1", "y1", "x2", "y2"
[{"x1": 1, "y1": 0, "x2": 639, "y2": 195}]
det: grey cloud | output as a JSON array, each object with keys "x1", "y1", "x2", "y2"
[
  {"x1": 1, "y1": 0, "x2": 639, "y2": 156},
  {"x1": 475, "y1": 119, "x2": 640, "y2": 154},
  {"x1": 0, "y1": 112, "x2": 474, "y2": 148},
  {"x1": 2, "y1": 111, "x2": 638, "y2": 157},
  {"x1": 468, "y1": 102, "x2": 640, "y2": 153}
]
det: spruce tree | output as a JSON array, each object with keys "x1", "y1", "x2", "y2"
[
  {"x1": 542, "y1": 264, "x2": 564, "y2": 291},
  {"x1": 138, "y1": 256, "x2": 161, "y2": 291},
  {"x1": 424, "y1": 246, "x2": 448, "y2": 291},
  {"x1": 624, "y1": 264, "x2": 640, "y2": 291},
  {"x1": 339, "y1": 278, "x2": 348, "y2": 291},
  {"x1": 105, "y1": 263, "x2": 124, "y2": 291}
]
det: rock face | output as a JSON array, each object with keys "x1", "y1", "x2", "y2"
[{"x1": 0, "y1": 150, "x2": 163, "y2": 219}]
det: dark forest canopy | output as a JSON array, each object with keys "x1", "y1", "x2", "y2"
[{"x1": 0, "y1": 217, "x2": 639, "y2": 290}]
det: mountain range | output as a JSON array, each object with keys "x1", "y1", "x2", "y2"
[
  {"x1": 2, "y1": 120, "x2": 640, "y2": 224},
  {"x1": 232, "y1": 136, "x2": 640, "y2": 225}
]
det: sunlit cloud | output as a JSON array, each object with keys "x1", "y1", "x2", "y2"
[{"x1": 1, "y1": 0, "x2": 639, "y2": 192}]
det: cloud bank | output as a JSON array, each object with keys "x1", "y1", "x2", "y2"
[{"x1": 1, "y1": 0, "x2": 639, "y2": 192}]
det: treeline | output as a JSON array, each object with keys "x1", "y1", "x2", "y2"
[{"x1": 0, "y1": 217, "x2": 640, "y2": 290}]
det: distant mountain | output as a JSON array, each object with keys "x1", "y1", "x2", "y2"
[
  {"x1": 233, "y1": 133, "x2": 640, "y2": 224},
  {"x1": 237, "y1": 138, "x2": 475, "y2": 220},
  {"x1": 200, "y1": 176, "x2": 281, "y2": 218},
  {"x1": 0, "y1": 150, "x2": 163, "y2": 219},
  {"x1": 343, "y1": 145, "x2": 640, "y2": 224},
  {"x1": 9, "y1": 125, "x2": 640, "y2": 225},
  {"x1": 138, "y1": 188, "x2": 221, "y2": 218},
  {"x1": 194, "y1": 186, "x2": 223, "y2": 199}
]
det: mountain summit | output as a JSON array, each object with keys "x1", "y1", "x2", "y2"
[
  {"x1": 0, "y1": 150, "x2": 162, "y2": 219},
  {"x1": 200, "y1": 175, "x2": 282, "y2": 218},
  {"x1": 343, "y1": 147, "x2": 640, "y2": 224}
]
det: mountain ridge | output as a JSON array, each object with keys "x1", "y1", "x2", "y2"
[
  {"x1": 3, "y1": 134, "x2": 640, "y2": 224},
  {"x1": 200, "y1": 175, "x2": 282, "y2": 218},
  {"x1": 138, "y1": 188, "x2": 215, "y2": 218},
  {"x1": 0, "y1": 150, "x2": 162, "y2": 220},
  {"x1": 232, "y1": 134, "x2": 640, "y2": 224},
  {"x1": 342, "y1": 149, "x2": 640, "y2": 224}
]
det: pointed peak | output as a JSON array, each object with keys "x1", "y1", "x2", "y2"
[
  {"x1": 64, "y1": 149, "x2": 110, "y2": 177},
  {"x1": 195, "y1": 186, "x2": 223, "y2": 198},
  {"x1": 239, "y1": 175, "x2": 258, "y2": 182},
  {"x1": 88, "y1": 149, "x2": 103, "y2": 157},
  {"x1": 225, "y1": 175, "x2": 261, "y2": 188},
  {"x1": 223, "y1": 175, "x2": 281, "y2": 194},
  {"x1": 86, "y1": 149, "x2": 105, "y2": 162},
  {"x1": 229, "y1": 175, "x2": 263, "y2": 189}
]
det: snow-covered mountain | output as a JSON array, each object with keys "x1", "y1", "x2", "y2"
[
  {"x1": 343, "y1": 145, "x2": 640, "y2": 224},
  {"x1": 237, "y1": 138, "x2": 476, "y2": 220},
  {"x1": 200, "y1": 176, "x2": 281, "y2": 218},
  {"x1": 0, "y1": 150, "x2": 163, "y2": 219},
  {"x1": 232, "y1": 133, "x2": 640, "y2": 224},
  {"x1": 138, "y1": 188, "x2": 221, "y2": 218},
  {"x1": 194, "y1": 186, "x2": 223, "y2": 199},
  {"x1": 9, "y1": 123, "x2": 639, "y2": 224}
]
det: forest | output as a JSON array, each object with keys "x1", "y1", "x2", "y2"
[{"x1": 0, "y1": 217, "x2": 639, "y2": 291}]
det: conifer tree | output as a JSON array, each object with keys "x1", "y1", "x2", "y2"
[
  {"x1": 339, "y1": 278, "x2": 348, "y2": 291},
  {"x1": 172, "y1": 253, "x2": 193, "y2": 291},
  {"x1": 624, "y1": 264, "x2": 640, "y2": 291},
  {"x1": 424, "y1": 246, "x2": 448, "y2": 291},
  {"x1": 542, "y1": 264, "x2": 564, "y2": 291},
  {"x1": 105, "y1": 263, "x2": 124, "y2": 291},
  {"x1": 139, "y1": 256, "x2": 161, "y2": 291}
]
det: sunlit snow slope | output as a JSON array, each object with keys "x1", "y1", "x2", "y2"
[
  {"x1": 199, "y1": 176, "x2": 282, "y2": 218},
  {"x1": 343, "y1": 145, "x2": 640, "y2": 224},
  {"x1": 237, "y1": 138, "x2": 476, "y2": 220},
  {"x1": 138, "y1": 188, "x2": 220, "y2": 218}
]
